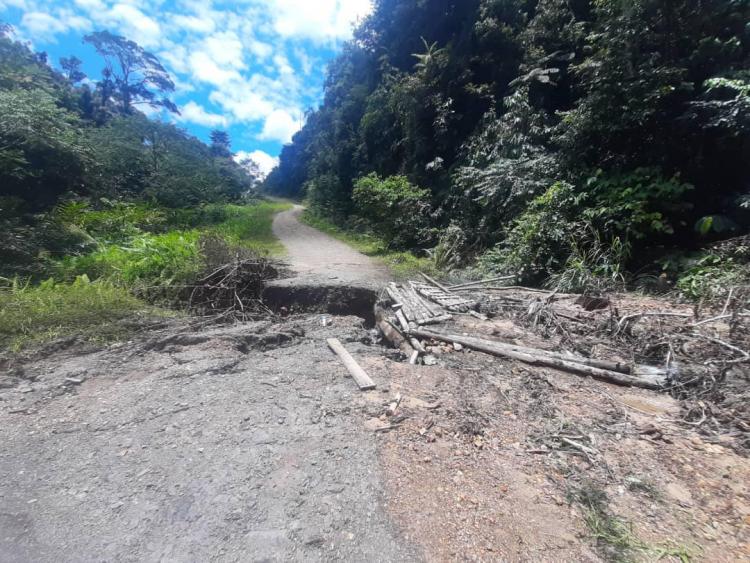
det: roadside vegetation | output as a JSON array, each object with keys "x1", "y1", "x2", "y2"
[
  {"x1": 265, "y1": 0, "x2": 750, "y2": 301},
  {"x1": 0, "y1": 27, "x2": 286, "y2": 351}
]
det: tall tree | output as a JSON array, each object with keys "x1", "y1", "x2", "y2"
[
  {"x1": 83, "y1": 31, "x2": 178, "y2": 115},
  {"x1": 209, "y1": 130, "x2": 232, "y2": 158},
  {"x1": 59, "y1": 56, "x2": 86, "y2": 84}
]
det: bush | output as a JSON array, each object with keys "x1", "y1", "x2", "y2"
[
  {"x1": 54, "y1": 200, "x2": 167, "y2": 243},
  {"x1": 676, "y1": 253, "x2": 750, "y2": 301},
  {"x1": 0, "y1": 276, "x2": 160, "y2": 351},
  {"x1": 352, "y1": 173, "x2": 433, "y2": 249},
  {"x1": 479, "y1": 181, "x2": 579, "y2": 282},
  {"x1": 480, "y1": 170, "x2": 693, "y2": 285},
  {"x1": 546, "y1": 228, "x2": 630, "y2": 293},
  {"x1": 57, "y1": 230, "x2": 203, "y2": 292}
]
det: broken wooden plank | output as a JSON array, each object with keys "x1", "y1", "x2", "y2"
[
  {"x1": 417, "y1": 314, "x2": 453, "y2": 326},
  {"x1": 420, "y1": 272, "x2": 453, "y2": 293},
  {"x1": 411, "y1": 328, "x2": 664, "y2": 389},
  {"x1": 326, "y1": 338, "x2": 376, "y2": 391},
  {"x1": 413, "y1": 283, "x2": 474, "y2": 312},
  {"x1": 409, "y1": 282, "x2": 444, "y2": 316},
  {"x1": 447, "y1": 275, "x2": 515, "y2": 290},
  {"x1": 395, "y1": 309, "x2": 411, "y2": 333}
]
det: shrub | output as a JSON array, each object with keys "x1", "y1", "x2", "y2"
[
  {"x1": 479, "y1": 181, "x2": 579, "y2": 281},
  {"x1": 546, "y1": 228, "x2": 630, "y2": 293},
  {"x1": 480, "y1": 169, "x2": 693, "y2": 285},
  {"x1": 352, "y1": 173, "x2": 432, "y2": 249},
  {"x1": 54, "y1": 200, "x2": 167, "y2": 243},
  {"x1": 581, "y1": 168, "x2": 693, "y2": 242},
  {"x1": 57, "y1": 230, "x2": 203, "y2": 293},
  {"x1": 676, "y1": 253, "x2": 750, "y2": 301}
]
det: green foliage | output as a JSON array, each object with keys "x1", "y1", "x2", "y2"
[
  {"x1": 265, "y1": 0, "x2": 750, "y2": 295},
  {"x1": 480, "y1": 182, "x2": 580, "y2": 281},
  {"x1": 547, "y1": 229, "x2": 630, "y2": 294},
  {"x1": 352, "y1": 174, "x2": 432, "y2": 249},
  {"x1": 0, "y1": 88, "x2": 92, "y2": 206},
  {"x1": 675, "y1": 254, "x2": 750, "y2": 301},
  {"x1": 0, "y1": 275, "x2": 165, "y2": 351},
  {"x1": 0, "y1": 31, "x2": 257, "y2": 215},
  {"x1": 57, "y1": 230, "x2": 203, "y2": 292},
  {"x1": 581, "y1": 168, "x2": 693, "y2": 241}
]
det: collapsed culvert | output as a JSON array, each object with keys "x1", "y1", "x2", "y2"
[{"x1": 262, "y1": 283, "x2": 379, "y2": 327}]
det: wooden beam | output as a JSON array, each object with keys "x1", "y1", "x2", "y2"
[
  {"x1": 411, "y1": 328, "x2": 664, "y2": 389},
  {"x1": 327, "y1": 338, "x2": 376, "y2": 391}
]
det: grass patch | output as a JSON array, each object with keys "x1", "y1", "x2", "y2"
[
  {"x1": 300, "y1": 210, "x2": 440, "y2": 279},
  {"x1": 570, "y1": 482, "x2": 694, "y2": 562},
  {"x1": 57, "y1": 230, "x2": 204, "y2": 290},
  {"x1": 205, "y1": 202, "x2": 290, "y2": 255},
  {"x1": 0, "y1": 276, "x2": 171, "y2": 352}
]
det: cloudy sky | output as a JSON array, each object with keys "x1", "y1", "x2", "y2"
[{"x1": 0, "y1": 0, "x2": 372, "y2": 176}]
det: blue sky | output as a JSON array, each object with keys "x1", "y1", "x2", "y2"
[{"x1": 0, "y1": 0, "x2": 372, "y2": 176}]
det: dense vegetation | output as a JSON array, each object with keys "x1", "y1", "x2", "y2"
[
  {"x1": 266, "y1": 0, "x2": 750, "y2": 294},
  {"x1": 0, "y1": 27, "x2": 277, "y2": 349}
]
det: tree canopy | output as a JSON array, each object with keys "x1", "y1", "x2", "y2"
[{"x1": 265, "y1": 0, "x2": 750, "y2": 284}]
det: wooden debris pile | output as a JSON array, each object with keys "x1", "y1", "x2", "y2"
[{"x1": 376, "y1": 273, "x2": 750, "y2": 452}]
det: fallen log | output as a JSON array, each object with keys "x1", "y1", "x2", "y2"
[
  {"x1": 327, "y1": 338, "x2": 377, "y2": 390},
  {"x1": 377, "y1": 319, "x2": 418, "y2": 363},
  {"x1": 411, "y1": 328, "x2": 664, "y2": 389}
]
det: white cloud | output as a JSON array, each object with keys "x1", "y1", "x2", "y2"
[
  {"x1": 210, "y1": 86, "x2": 275, "y2": 122},
  {"x1": 265, "y1": 0, "x2": 372, "y2": 42},
  {"x1": 172, "y1": 14, "x2": 215, "y2": 34},
  {"x1": 21, "y1": 10, "x2": 91, "y2": 41},
  {"x1": 105, "y1": 4, "x2": 162, "y2": 48},
  {"x1": 249, "y1": 39, "x2": 273, "y2": 60},
  {"x1": 259, "y1": 108, "x2": 300, "y2": 143},
  {"x1": 1, "y1": 0, "x2": 28, "y2": 9},
  {"x1": 189, "y1": 52, "x2": 243, "y2": 87},
  {"x1": 179, "y1": 101, "x2": 228, "y2": 128},
  {"x1": 234, "y1": 150, "x2": 279, "y2": 179}
]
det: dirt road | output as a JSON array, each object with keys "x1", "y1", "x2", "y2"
[
  {"x1": 272, "y1": 205, "x2": 390, "y2": 289},
  {"x1": 0, "y1": 212, "x2": 415, "y2": 562},
  {"x1": 0, "y1": 318, "x2": 419, "y2": 562}
]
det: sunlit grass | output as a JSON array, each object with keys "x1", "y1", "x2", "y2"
[{"x1": 0, "y1": 276, "x2": 172, "y2": 351}]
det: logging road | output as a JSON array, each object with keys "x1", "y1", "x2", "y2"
[{"x1": 272, "y1": 204, "x2": 390, "y2": 289}]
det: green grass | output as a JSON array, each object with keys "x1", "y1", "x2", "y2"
[
  {"x1": 300, "y1": 210, "x2": 440, "y2": 279},
  {"x1": 570, "y1": 482, "x2": 695, "y2": 563},
  {"x1": 0, "y1": 276, "x2": 171, "y2": 352},
  {"x1": 203, "y1": 202, "x2": 291, "y2": 255},
  {"x1": 0, "y1": 200, "x2": 291, "y2": 352}
]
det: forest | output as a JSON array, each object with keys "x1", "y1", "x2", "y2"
[
  {"x1": 266, "y1": 0, "x2": 750, "y2": 298},
  {"x1": 0, "y1": 26, "x2": 284, "y2": 349}
]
